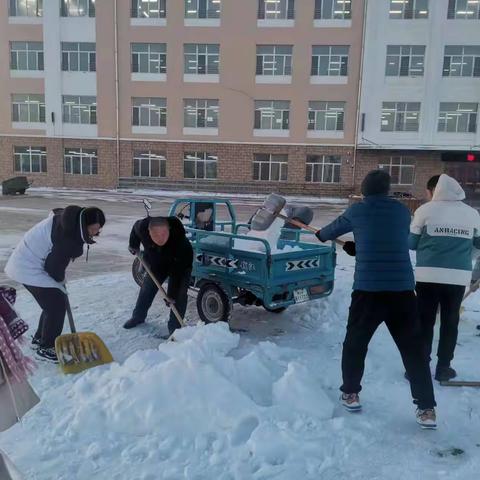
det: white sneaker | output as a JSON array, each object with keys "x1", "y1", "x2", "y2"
[
  {"x1": 416, "y1": 408, "x2": 437, "y2": 429},
  {"x1": 341, "y1": 393, "x2": 362, "y2": 412}
]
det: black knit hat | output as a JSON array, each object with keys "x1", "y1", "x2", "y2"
[
  {"x1": 361, "y1": 170, "x2": 391, "y2": 196},
  {"x1": 83, "y1": 207, "x2": 106, "y2": 227}
]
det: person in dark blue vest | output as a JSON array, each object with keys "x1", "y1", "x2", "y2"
[{"x1": 316, "y1": 170, "x2": 437, "y2": 429}]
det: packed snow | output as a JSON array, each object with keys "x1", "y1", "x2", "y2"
[
  {"x1": 234, "y1": 215, "x2": 303, "y2": 254},
  {"x1": 1, "y1": 250, "x2": 480, "y2": 480},
  {"x1": 29, "y1": 187, "x2": 348, "y2": 207}
]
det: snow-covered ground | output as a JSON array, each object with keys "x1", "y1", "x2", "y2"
[
  {"x1": 29, "y1": 187, "x2": 349, "y2": 207},
  {"x1": 2, "y1": 250, "x2": 480, "y2": 480}
]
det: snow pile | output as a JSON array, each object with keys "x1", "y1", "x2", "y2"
[
  {"x1": 2, "y1": 262, "x2": 480, "y2": 479},
  {"x1": 234, "y1": 215, "x2": 302, "y2": 254},
  {"x1": 5, "y1": 322, "x2": 338, "y2": 479}
]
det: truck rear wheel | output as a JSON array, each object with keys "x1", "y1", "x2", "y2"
[{"x1": 197, "y1": 283, "x2": 231, "y2": 324}]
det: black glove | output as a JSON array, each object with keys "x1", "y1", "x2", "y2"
[
  {"x1": 343, "y1": 241, "x2": 356, "y2": 257},
  {"x1": 128, "y1": 246, "x2": 140, "y2": 256},
  {"x1": 315, "y1": 230, "x2": 324, "y2": 242}
]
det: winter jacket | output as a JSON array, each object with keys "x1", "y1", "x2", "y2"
[
  {"x1": 129, "y1": 217, "x2": 193, "y2": 297},
  {"x1": 318, "y1": 195, "x2": 415, "y2": 292},
  {"x1": 409, "y1": 174, "x2": 480, "y2": 287},
  {"x1": 4, "y1": 206, "x2": 92, "y2": 292}
]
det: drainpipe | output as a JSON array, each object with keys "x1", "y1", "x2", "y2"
[
  {"x1": 352, "y1": 0, "x2": 369, "y2": 194},
  {"x1": 114, "y1": 0, "x2": 120, "y2": 186}
]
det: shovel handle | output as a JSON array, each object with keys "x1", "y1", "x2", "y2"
[
  {"x1": 65, "y1": 295, "x2": 76, "y2": 334},
  {"x1": 136, "y1": 254, "x2": 186, "y2": 328},
  {"x1": 277, "y1": 213, "x2": 345, "y2": 247}
]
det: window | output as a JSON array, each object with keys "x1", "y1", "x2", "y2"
[
  {"x1": 254, "y1": 101, "x2": 289, "y2": 130},
  {"x1": 385, "y1": 45, "x2": 425, "y2": 77},
  {"x1": 314, "y1": 0, "x2": 351, "y2": 19},
  {"x1": 131, "y1": 0, "x2": 166, "y2": 18},
  {"x1": 185, "y1": 0, "x2": 220, "y2": 18},
  {"x1": 12, "y1": 94, "x2": 45, "y2": 123},
  {"x1": 438, "y1": 103, "x2": 478, "y2": 133},
  {"x1": 10, "y1": 42, "x2": 44, "y2": 71},
  {"x1": 184, "y1": 99, "x2": 218, "y2": 128},
  {"x1": 306, "y1": 155, "x2": 341, "y2": 183},
  {"x1": 258, "y1": 0, "x2": 294, "y2": 19},
  {"x1": 60, "y1": 0, "x2": 95, "y2": 17},
  {"x1": 62, "y1": 96, "x2": 97, "y2": 124},
  {"x1": 14, "y1": 146, "x2": 46, "y2": 173},
  {"x1": 133, "y1": 151, "x2": 166, "y2": 177},
  {"x1": 447, "y1": 0, "x2": 480, "y2": 19},
  {"x1": 132, "y1": 98, "x2": 167, "y2": 127},
  {"x1": 64, "y1": 148, "x2": 98, "y2": 175},
  {"x1": 256, "y1": 45, "x2": 292, "y2": 76},
  {"x1": 308, "y1": 102, "x2": 345, "y2": 131},
  {"x1": 253, "y1": 154, "x2": 288, "y2": 181},
  {"x1": 381, "y1": 102, "x2": 420, "y2": 132},
  {"x1": 389, "y1": 0, "x2": 428, "y2": 19},
  {"x1": 62, "y1": 42, "x2": 96, "y2": 72},
  {"x1": 311, "y1": 46, "x2": 349, "y2": 76},
  {"x1": 379, "y1": 157, "x2": 415, "y2": 185},
  {"x1": 9, "y1": 0, "x2": 43, "y2": 16},
  {"x1": 184, "y1": 44, "x2": 219, "y2": 75},
  {"x1": 184, "y1": 152, "x2": 217, "y2": 179},
  {"x1": 443, "y1": 46, "x2": 480, "y2": 77},
  {"x1": 131, "y1": 43, "x2": 166, "y2": 74}
]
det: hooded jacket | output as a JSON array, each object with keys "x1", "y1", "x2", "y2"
[
  {"x1": 129, "y1": 216, "x2": 193, "y2": 297},
  {"x1": 4, "y1": 206, "x2": 97, "y2": 292},
  {"x1": 409, "y1": 174, "x2": 480, "y2": 286}
]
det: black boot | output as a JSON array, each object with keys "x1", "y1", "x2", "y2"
[
  {"x1": 123, "y1": 318, "x2": 145, "y2": 329},
  {"x1": 36, "y1": 347, "x2": 58, "y2": 363},
  {"x1": 435, "y1": 365, "x2": 457, "y2": 382}
]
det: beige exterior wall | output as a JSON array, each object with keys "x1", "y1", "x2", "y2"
[
  {"x1": 113, "y1": 0, "x2": 364, "y2": 144},
  {"x1": 0, "y1": 0, "x2": 368, "y2": 196},
  {"x1": 0, "y1": 1, "x2": 44, "y2": 137}
]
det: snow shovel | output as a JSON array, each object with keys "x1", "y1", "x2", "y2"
[
  {"x1": 135, "y1": 254, "x2": 186, "y2": 338},
  {"x1": 55, "y1": 295, "x2": 114, "y2": 374},
  {"x1": 250, "y1": 193, "x2": 345, "y2": 246},
  {"x1": 440, "y1": 380, "x2": 480, "y2": 387}
]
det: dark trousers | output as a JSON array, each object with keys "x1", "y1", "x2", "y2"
[
  {"x1": 341, "y1": 290, "x2": 436, "y2": 410},
  {"x1": 132, "y1": 270, "x2": 191, "y2": 334},
  {"x1": 24, "y1": 285, "x2": 66, "y2": 348},
  {"x1": 416, "y1": 282, "x2": 465, "y2": 367}
]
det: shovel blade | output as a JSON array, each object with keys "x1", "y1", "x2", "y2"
[
  {"x1": 55, "y1": 332, "x2": 114, "y2": 374},
  {"x1": 250, "y1": 193, "x2": 286, "y2": 231}
]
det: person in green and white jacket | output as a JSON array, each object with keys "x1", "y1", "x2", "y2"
[{"x1": 409, "y1": 174, "x2": 480, "y2": 382}]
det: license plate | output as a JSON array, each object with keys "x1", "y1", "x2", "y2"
[{"x1": 293, "y1": 288, "x2": 309, "y2": 304}]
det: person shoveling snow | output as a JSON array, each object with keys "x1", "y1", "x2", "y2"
[
  {"x1": 4, "y1": 206, "x2": 106, "y2": 363},
  {"x1": 315, "y1": 170, "x2": 438, "y2": 429}
]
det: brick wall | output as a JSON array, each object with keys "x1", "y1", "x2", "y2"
[
  {"x1": 354, "y1": 149, "x2": 444, "y2": 200},
  {"x1": 1, "y1": 136, "x2": 447, "y2": 198},
  {"x1": 0, "y1": 136, "x2": 118, "y2": 189}
]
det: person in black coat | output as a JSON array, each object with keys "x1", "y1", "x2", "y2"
[
  {"x1": 124, "y1": 216, "x2": 193, "y2": 336},
  {"x1": 4, "y1": 206, "x2": 106, "y2": 361}
]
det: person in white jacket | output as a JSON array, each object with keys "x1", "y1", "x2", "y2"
[
  {"x1": 4, "y1": 206, "x2": 105, "y2": 362},
  {"x1": 409, "y1": 174, "x2": 480, "y2": 381}
]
